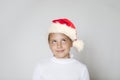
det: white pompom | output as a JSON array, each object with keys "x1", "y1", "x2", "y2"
[{"x1": 73, "y1": 39, "x2": 84, "y2": 52}]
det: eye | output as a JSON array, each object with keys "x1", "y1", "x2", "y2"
[
  {"x1": 62, "y1": 39, "x2": 66, "y2": 43},
  {"x1": 51, "y1": 40, "x2": 57, "y2": 44}
]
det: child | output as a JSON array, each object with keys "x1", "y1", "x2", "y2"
[{"x1": 33, "y1": 18, "x2": 90, "y2": 80}]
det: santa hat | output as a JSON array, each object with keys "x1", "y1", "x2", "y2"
[{"x1": 48, "y1": 18, "x2": 84, "y2": 52}]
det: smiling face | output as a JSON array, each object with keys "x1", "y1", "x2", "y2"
[{"x1": 48, "y1": 33, "x2": 73, "y2": 59}]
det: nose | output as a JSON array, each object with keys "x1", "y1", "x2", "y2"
[{"x1": 57, "y1": 42, "x2": 62, "y2": 48}]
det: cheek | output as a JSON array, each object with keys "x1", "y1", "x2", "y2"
[
  {"x1": 69, "y1": 42, "x2": 72, "y2": 47},
  {"x1": 63, "y1": 44, "x2": 71, "y2": 49},
  {"x1": 49, "y1": 45, "x2": 56, "y2": 51}
]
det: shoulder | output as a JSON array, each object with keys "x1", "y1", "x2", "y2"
[
  {"x1": 73, "y1": 59, "x2": 88, "y2": 70},
  {"x1": 34, "y1": 58, "x2": 51, "y2": 69}
]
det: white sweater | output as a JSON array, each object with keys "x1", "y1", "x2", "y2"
[{"x1": 33, "y1": 57, "x2": 90, "y2": 80}]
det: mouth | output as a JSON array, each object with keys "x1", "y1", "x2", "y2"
[{"x1": 56, "y1": 50, "x2": 65, "y2": 53}]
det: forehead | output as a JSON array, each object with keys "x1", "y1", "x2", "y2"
[{"x1": 49, "y1": 33, "x2": 69, "y2": 39}]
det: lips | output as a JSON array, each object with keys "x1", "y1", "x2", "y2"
[{"x1": 56, "y1": 49, "x2": 64, "y2": 53}]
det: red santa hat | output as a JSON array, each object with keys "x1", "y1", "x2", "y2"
[{"x1": 48, "y1": 18, "x2": 84, "y2": 52}]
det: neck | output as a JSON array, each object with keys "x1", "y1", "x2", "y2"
[{"x1": 54, "y1": 53, "x2": 71, "y2": 59}]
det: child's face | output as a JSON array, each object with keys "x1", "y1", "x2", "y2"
[{"x1": 48, "y1": 33, "x2": 72, "y2": 59}]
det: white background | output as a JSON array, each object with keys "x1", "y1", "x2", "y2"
[{"x1": 0, "y1": 0, "x2": 120, "y2": 80}]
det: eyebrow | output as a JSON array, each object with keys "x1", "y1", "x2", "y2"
[{"x1": 50, "y1": 37, "x2": 68, "y2": 41}]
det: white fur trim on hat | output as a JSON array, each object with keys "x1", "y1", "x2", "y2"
[
  {"x1": 73, "y1": 39, "x2": 84, "y2": 52},
  {"x1": 48, "y1": 23, "x2": 77, "y2": 40}
]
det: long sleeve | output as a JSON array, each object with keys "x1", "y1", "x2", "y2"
[
  {"x1": 80, "y1": 66, "x2": 90, "y2": 80},
  {"x1": 32, "y1": 58, "x2": 90, "y2": 80},
  {"x1": 32, "y1": 64, "x2": 42, "y2": 80}
]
